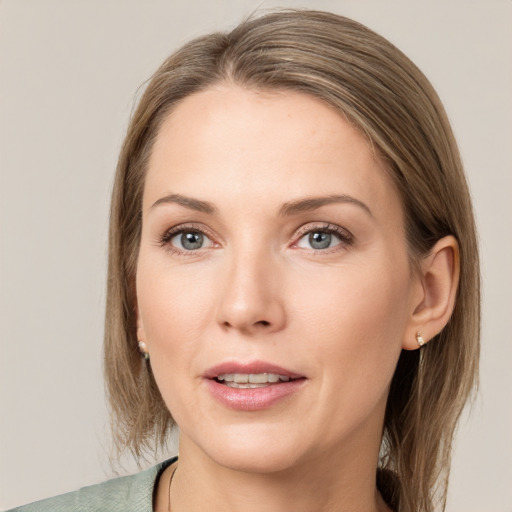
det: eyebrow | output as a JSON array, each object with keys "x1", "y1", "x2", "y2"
[
  {"x1": 150, "y1": 193, "x2": 217, "y2": 214},
  {"x1": 149, "y1": 193, "x2": 372, "y2": 217},
  {"x1": 279, "y1": 195, "x2": 373, "y2": 217}
]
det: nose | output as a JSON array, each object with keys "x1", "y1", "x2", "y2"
[{"x1": 215, "y1": 248, "x2": 286, "y2": 336}]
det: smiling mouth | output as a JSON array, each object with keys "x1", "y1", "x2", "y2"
[
  {"x1": 206, "y1": 365, "x2": 306, "y2": 410},
  {"x1": 215, "y1": 373, "x2": 300, "y2": 389}
]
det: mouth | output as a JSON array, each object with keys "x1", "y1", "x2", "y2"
[
  {"x1": 203, "y1": 361, "x2": 306, "y2": 410},
  {"x1": 215, "y1": 372, "x2": 300, "y2": 389}
]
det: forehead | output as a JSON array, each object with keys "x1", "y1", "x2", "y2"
[{"x1": 144, "y1": 84, "x2": 401, "y2": 218}]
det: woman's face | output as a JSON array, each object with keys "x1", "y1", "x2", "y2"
[{"x1": 136, "y1": 85, "x2": 422, "y2": 473}]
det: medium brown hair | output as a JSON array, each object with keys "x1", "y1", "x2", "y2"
[{"x1": 104, "y1": 10, "x2": 480, "y2": 512}]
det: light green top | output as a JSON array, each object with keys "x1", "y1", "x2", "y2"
[{"x1": 7, "y1": 458, "x2": 175, "y2": 512}]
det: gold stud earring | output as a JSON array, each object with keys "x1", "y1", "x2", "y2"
[
  {"x1": 416, "y1": 331, "x2": 425, "y2": 347},
  {"x1": 138, "y1": 340, "x2": 150, "y2": 360}
]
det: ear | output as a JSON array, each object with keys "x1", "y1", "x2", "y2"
[
  {"x1": 135, "y1": 305, "x2": 151, "y2": 359},
  {"x1": 136, "y1": 304, "x2": 147, "y2": 342},
  {"x1": 402, "y1": 235, "x2": 460, "y2": 350}
]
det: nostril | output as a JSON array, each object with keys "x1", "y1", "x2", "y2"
[{"x1": 256, "y1": 320, "x2": 270, "y2": 327}]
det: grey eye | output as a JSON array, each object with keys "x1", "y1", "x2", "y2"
[
  {"x1": 309, "y1": 232, "x2": 332, "y2": 249},
  {"x1": 172, "y1": 231, "x2": 205, "y2": 250},
  {"x1": 296, "y1": 229, "x2": 343, "y2": 250}
]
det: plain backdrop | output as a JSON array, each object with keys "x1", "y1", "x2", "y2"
[{"x1": 1, "y1": 0, "x2": 511, "y2": 510}]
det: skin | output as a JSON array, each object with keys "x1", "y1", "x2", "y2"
[{"x1": 136, "y1": 84, "x2": 459, "y2": 512}]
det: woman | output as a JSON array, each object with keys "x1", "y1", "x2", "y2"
[{"x1": 10, "y1": 9, "x2": 479, "y2": 512}]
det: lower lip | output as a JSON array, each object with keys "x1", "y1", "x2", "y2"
[{"x1": 204, "y1": 378, "x2": 306, "y2": 411}]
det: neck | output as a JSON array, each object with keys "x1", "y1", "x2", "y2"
[{"x1": 160, "y1": 437, "x2": 391, "y2": 512}]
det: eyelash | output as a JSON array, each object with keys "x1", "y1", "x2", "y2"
[
  {"x1": 293, "y1": 223, "x2": 354, "y2": 252},
  {"x1": 158, "y1": 222, "x2": 354, "y2": 255},
  {"x1": 158, "y1": 223, "x2": 217, "y2": 256}
]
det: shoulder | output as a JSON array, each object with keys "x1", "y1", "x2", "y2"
[{"x1": 7, "y1": 458, "x2": 176, "y2": 512}]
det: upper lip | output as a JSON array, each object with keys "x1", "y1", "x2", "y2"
[{"x1": 203, "y1": 361, "x2": 304, "y2": 380}]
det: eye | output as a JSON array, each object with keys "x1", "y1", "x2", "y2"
[
  {"x1": 299, "y1": 231, "x2": 340, "y2": 249},
  {"x1": 294, "y1": 224, "x2": 352, "y2": 251},
  {"x1": 297, "y1": 230, "x2": 340, "y2": 250},
  {"x1": 172, "y1": 231, "x2": 207, "y2": 250},
  {"x1": 160, "y1": 224, "x2": 216, "y2": 253}
]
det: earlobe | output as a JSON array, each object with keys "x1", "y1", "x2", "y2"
[
  {"x1": 136, "y1": 305, "x2": 145, "y2": 339},
  {"x1": 403, "y1": 235, "x2": 460, "y2": 350},
  {"x1": 136, "y1": 308, "x2": 150, "y2": 359}
]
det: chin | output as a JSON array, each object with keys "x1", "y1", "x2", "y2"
[
  {"x1": 185, "y1": 422, "x2": 310, "y2": 474},
  {"x1": 210, "y1": 446, "x2": 304, "y2": 475}
]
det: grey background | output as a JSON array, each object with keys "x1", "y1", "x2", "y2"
[{"x1": 1, "y1": 0, "x2": 511, "y2": 510}]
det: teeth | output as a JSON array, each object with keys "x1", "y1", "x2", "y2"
[
  {"x1": 249, "y1": 374, "x2": 268, "y2": 384},
  {"x1": 217, "y1": 373, "x2": 292, "y2": 384},
  {"x1": 225, "y1": 382, "x2": 269, "y2": 389}
]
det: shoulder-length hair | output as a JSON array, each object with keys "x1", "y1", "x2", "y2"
[{"x1": 104, "y1": 10, "x2": 479, "y2": 512}]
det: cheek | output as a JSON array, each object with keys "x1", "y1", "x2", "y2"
[
  {"x1": 294, "y1": 257, "x2": 411, "y2": 377},
  {"x1": 136, "y1": 258, "x2": 217, "y2": 415},
  {"x1": 137, "y1": 258, "x2": 216, "y2": 346},
  {"x1": 288, "y1": 260, "x2": 410, "y2": 442}
]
